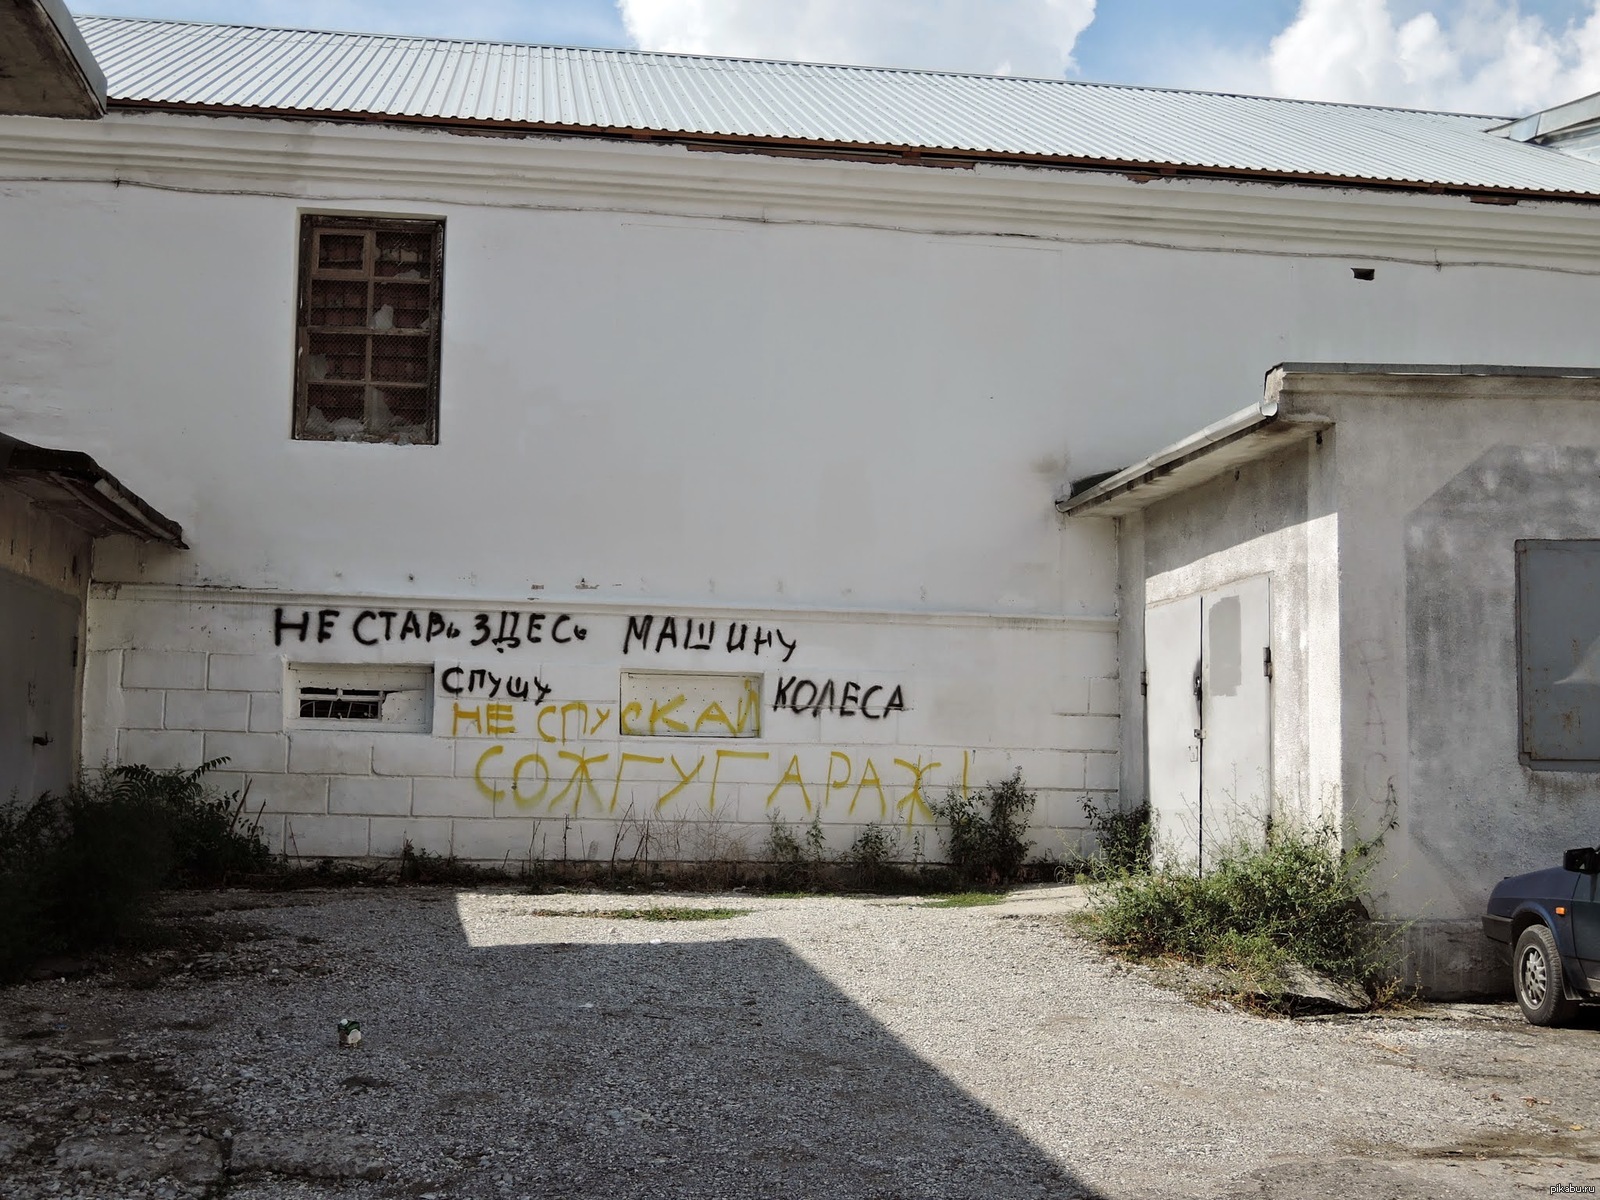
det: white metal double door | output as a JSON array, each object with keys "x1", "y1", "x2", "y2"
[{"x1": 1144, "y1": 576, "x2": 1272, "y2": 870}]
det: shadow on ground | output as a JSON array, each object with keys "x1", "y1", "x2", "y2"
[{"x1": 430, "y1": 932, "x2": 1100, "y2": 1199}]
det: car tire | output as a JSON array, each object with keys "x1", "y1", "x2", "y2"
[{"x1": 1513, "y1": 924, "x2": 1580, "y2": 1027}]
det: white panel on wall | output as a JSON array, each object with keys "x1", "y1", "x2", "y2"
[{"x1": 619, "y1": 671, "x2": 762, "y2": 737}]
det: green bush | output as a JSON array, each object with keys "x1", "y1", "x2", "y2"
[
  {"x1": 0, "y1": 761, "x2": 271, "y2": 980},
  {"x1": 763, "y1": 813, "x2": 829, "y2": 889},
  {"x1": 1085, "y1": 821, "x2": 1381, "y2": 991},
  {"x1": 928, "y1": 770, "x2": 1036, "y2": 887},
  {"x1": 1080, "y1": 796, "x2": 1152, "y2": 876},
  {"x1": 844, "y1": 822, "x2": 900, "y2": 889}
]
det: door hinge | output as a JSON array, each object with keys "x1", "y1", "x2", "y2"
[
  {"x1": 1263, "y1": 646, "x2": 1273, "y2": 679},
  {"x1": 1139, "y1": 669, "x2": 1147, "y2": 697}
]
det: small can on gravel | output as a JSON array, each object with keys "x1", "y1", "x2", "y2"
[{"x1": 337, "y1": 1018, "x2": 362, "y2": 1048}]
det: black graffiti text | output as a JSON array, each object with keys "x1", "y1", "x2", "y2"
[
  {"x1": 469, "y1": 611, "x2": 588, "y2": 654},
  {"x1": 624, "y1": 614, "x2": 797, "y2": 662},
  {"x1": 272, "y1": 607, "x2": 586, "y2": 651},
  {"x1": 440, "y1": 667, "x2": 552, "y2": 703},
  {"x1": 772, "y1": 677, "x2": 906, "y2": 719}
]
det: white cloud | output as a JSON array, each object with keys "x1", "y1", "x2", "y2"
[
  {"x1": 1259, "y1": 0, "x2": 1600, "y2": 115},
  {"x1": 616, "y1": 0, "x2": 1096, "y2": 77}
]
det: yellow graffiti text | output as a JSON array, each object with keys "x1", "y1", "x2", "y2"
[
  {"x1": 551, "y1": 747, "x2": 610, "y2": 813},
  {"x1": 453, "y1": 703, "x2": 483, "y2": 736},
  {"x1": 710, "y1": 748, "x2": 771, "y2": 808},
  {"x1": 850, "y1": 758, "x2": 886, "y2": 817},
  {"x1": 511, "y1": 752, "x2": 549, "y2": 807},
  {"x1": 658, "y1": 754, "x2": 705, "y2": 810},
  {"x1": 474, "y1": 745, "x2": 505, "y2": 803},
  {"x1": 893, "y1": 756, "x2": 943, "y2": 825},
  {"x1": 611, "y1": 752, "x2": 666, "y2": 811},
  {"x1": 766, "y1": 754, "x2": 813, "y2": 811},
  {"x1": 485, "y1": 703, "x2": 515, "y2": 737}
]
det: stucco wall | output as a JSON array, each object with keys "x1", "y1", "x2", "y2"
[
  {"x1": 5, "y1": 114, "x2": 1600, "y2": 615},
  {"x1": 1280, "y1": 376, "x2": 1600, "y2": 925},
  {"x1": 1124, "y1": 372, "x2": 1600, "y2": 993},
  {"x1": 8, "y1": 113, "x2": 1600, "y2": 859}
]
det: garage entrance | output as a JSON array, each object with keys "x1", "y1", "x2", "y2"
[
  {"x1": 0, "y1": 568, "x2": 79, "y2": 803},
  {"x1": 1143, "y1": 575, "x2": 1272, "y2": 869}
]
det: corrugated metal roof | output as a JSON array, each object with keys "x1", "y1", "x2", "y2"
[{"x1": 71, "y1": 15, "x2": 1600, "y2": 197}]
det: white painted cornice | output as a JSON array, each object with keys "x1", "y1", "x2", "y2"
[{"x1": 3, "y1": 111, "x2": 1600, "y2": 267}]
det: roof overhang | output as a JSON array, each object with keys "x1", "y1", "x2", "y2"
[
  {"x1": 0, "y1": 432, "x2": 185, "y2": 546},
  {"x1": 1055, "y1": 395, "x2": 1331, "y2": 518},
  {"x1": 0, "y1": 0, "x2": 107, "y2": 118},
  {"x1": 1057, "y1": 362, "x2": 1600, "y2": 518}
]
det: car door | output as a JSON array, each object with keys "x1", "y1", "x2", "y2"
[{"x1": 1571, "y1": 865, "x2": 1600, "y2": 989}]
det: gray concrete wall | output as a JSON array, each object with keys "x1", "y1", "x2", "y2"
[
  {"x1": 1115, "y1": 372, "x2": 1600, "y2": 995},
  {"x1": 1272, "y1": 373, "x2": 1600, "y2": 993}
]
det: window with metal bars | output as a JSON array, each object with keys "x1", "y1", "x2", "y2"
[
  {"x1": 294, "y1": 214, "x2": 444, "y2": 444},
  {"x1": 287, "y1": 664, "x2": 433, "y2": 731}
]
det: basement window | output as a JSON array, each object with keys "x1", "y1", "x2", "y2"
[
  {"x1": 288, "y1": 665, "x2": 433, "y2": 732},
  {"x1": 294, "y1": 214, "x2": 444, "y2": 445}
]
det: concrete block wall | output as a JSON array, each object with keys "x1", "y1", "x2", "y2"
[{"x1": 84, "y1": 588, "x2": 1119, "y2": 863}]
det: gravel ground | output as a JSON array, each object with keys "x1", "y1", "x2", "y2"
[{"x1": 2, "y1": 887, "x2": 1598, "y2": 1199}]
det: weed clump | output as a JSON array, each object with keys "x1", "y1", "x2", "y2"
[
  {"x1": 1079, "y1": 796, "x2": 1152, "y2": 877},
  {"x1": 928, "y1": 770, "x2": 1036, "y2": 887},
  {"x1": 1084, "y1": 821, "x2": 1385, "y2": 1003},
  {"x1": 763, "y1": 814, "x2": 830, "y2": 890},
  {"x1": 398, "y1": 839, "x2": 505, "y2": 886},
  {"x1": 843, "y1": 822, "x2": 900, "y2": 889},
  {"x1": 0, "y1": 762, "x2": 272, "y2": 980}
]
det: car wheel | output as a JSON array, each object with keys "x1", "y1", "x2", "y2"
[{"x1": 1513, "y1": 924, "x2": 1580, "y2": 1027}]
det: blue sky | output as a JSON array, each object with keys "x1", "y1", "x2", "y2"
[{"x1": 72, "y1": 1, "x2": 1600, "y2": 114}]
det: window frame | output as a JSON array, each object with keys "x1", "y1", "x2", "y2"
[
  {"x1": 286, "y1": 663, "x2": 435, "y2": 733},
  {"x1": 293, "y1": 213, "x2": 445, "y2": 445},
  {"x1": 1515, "y1": 538, "x2": 1600, "y2": 771}
]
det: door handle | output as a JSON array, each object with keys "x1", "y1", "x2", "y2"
[{"x1": 32, "y1": 734, "x2": 52, "y2": 747}]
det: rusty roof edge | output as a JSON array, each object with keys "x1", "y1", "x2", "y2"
[
  {"x1": 0, "y1": 431, "x2": 185, "y2": 547},
  {"x1": 99, "y1": 96, "x2": 1600, "y2": 202}
]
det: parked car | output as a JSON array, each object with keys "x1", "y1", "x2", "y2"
[{"x1": 1484, "y1": 846, "x2": 1600, "y2": 1025}]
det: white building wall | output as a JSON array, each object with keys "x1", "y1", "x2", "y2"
[
  {"x1": 5, "y1": 112, "x2": 1600, "y2": 856},
  {"x1": 85, "y1": 591, "x2": 1114, "y2": 860}
]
